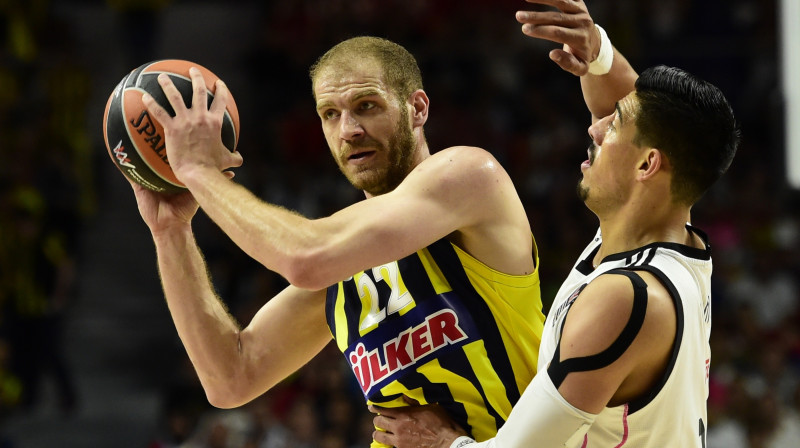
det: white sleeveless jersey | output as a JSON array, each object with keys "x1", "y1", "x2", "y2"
[{"x1": 540, "y1": 225, "x2": 713, "y2": 447}]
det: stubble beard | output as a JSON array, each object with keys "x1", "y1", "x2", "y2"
[
  {"x1": 340, "y1": 108, "x2": 416, "y2": 196},
  {"x1": 576, "y1": 181, "x2": 589, "y2": 203}
]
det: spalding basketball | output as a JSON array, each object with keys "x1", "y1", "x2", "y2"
[{"x1": 102, "y1": 59, "x2": 240, "y2": 193}]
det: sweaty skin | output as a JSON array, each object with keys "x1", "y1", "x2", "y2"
[{"x1": 132, "y1": 47, "x2": 537, "y2": 426}]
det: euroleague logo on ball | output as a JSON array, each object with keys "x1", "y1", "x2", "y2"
[{"x1": 102, "y1": 59, "x2": 240, "y2": 193}]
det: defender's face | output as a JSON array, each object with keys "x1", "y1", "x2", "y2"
[
  {"x1": 579, "y1": 93, "x2": 643, "y2": 213},
  {"x1": 314, "y1": 65, "x2": 415, "y2": 197}
]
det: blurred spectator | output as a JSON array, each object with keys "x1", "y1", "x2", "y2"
[
  {"x1": 147, "y1": 379, "x2": 209, "y2": 448},
  {"x1": 0, "y1": 186, "x2": 77, "y2": 415},
  {"x1": 765, "y1": 384, "x2": 800, "y2": 447},
  {"x1": 727, "y1": 250, "x2": 798, "y2": 333},
  {"x1": 708, "y1": 375, "x2": 750, "y2": 448},
  {"x1": 106, "y1": 0, "x2": 172, "y2": 67},
  {"x1": 0, "y1": 337, "x2": 21, "y2": 412}
]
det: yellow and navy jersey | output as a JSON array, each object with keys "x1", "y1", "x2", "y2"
[{"x1": 325, "y1": 236, "x2": 544, "y2": 444}]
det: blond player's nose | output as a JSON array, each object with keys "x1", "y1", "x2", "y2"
[{"x1": 339, "y1": 111, "x2": 364, "y2": 140}]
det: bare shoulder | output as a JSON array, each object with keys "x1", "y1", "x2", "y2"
[
  {"x1": 392, "y1": 146, "x2": 531, "y2": 275},
  {"x1": 432, "y1": 145, "x2": 501, "y2": 164},
  {"x1": 398, "y1": 146, "x2": 517, "y2": 207},
  {"x1": 407, "y1": 146, "x2": 510, "y2": 188},
  {"x1": 434, "y1": 145, "x2": 508, "y2": 175}
]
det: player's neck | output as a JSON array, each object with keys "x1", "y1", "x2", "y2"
[{"x1": 593, "y1": 206, "x2": 693, "y2": 267}]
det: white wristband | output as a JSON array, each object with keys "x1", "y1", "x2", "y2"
[
  {"x1": 450, "y1": 436, "x2": 476, "y2": 448},
  {"x1": 588, "y1": 24, "x2": 613, "y2": 75}
]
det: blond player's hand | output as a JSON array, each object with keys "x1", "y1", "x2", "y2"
[
  {"x1": 128, "y1": 179, "x2": 198, "y2": 235},
  {"x1": 142, "y1": 67, "x2": 243, "y2": 183},
  {"x1": 128, "y1": 168, "x2": 235, "y2": 235}
]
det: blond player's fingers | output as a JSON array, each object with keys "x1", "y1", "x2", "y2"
[
  {"x1": 156, "y1": 73, "x2": 188, "y2": 113},
  {"x1": 142, "y1": 92, "x2": 173, "y2": 126},
  {"x1": 209, "y1": 79, "x2": 229, "y2": 116},
  {"x1": 189, "y1": 67, "x2": 210, "y2": 110}
]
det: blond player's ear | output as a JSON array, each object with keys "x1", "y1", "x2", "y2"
[{"x1": 409, "y1": 90, "x2": 429, "y2": 127}]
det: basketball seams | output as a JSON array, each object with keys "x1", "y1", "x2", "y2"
[
  {"x1": 121, "y1": 87, "x2": 184, "y2": 188},
  {"x1": 140, "y1": 60, "x2": 240, "y2": 141},
  {"x1": 139, "y1": 71, "x2": 193, "y2": 88},
  {"x1": 125, "y1": 80, "x2": 237, "y2": 161},
  {"x1": 133, "y1": 73, "x2": 239, "y2": 151},
  {"x1": 224, "y1": 110, "x2": 237, "y2": 145},
  {"x1": 102, "y1": 74, "x2": 129, "y2": 153},
  {"x1": 120, "y1": 84, "x2": 235, "y2": 189}
]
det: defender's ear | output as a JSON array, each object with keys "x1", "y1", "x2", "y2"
[
  {"x1": 409, "y1": 89, "x2": 429, "y2": 127},
  {"x1": 637, "y1": 148, "x2": 663, "y2": 181}
]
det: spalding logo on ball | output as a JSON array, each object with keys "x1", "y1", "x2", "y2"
[{"x1": 102, "y1": 59, "x2": 240, "y2": 193}]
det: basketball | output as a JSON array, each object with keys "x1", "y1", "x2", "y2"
[{"x1": 102, "y1": 59, "x2": 240, "y2": 193}]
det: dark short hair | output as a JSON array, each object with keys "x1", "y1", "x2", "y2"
[
  {"x1": 309, "y1": 36, "x2": 423, "y2": 102},
  {"x1": 633, "y1": 66, "x2": 740, "y2": 204}
]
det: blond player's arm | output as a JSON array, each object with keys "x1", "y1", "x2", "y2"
[
  {"x1": 162, "y1": 146, "x2": 529, "y2": 290},
  {"x1": 152, "y1": 223, "x2": 331, "y2": 408},
  {"x1": 143, "y1": 69, "x2": 531, "y2": 290}
]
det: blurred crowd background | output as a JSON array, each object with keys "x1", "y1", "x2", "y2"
[{"x1": 0, "y1": 0, "x2": 798, "y2": 447}]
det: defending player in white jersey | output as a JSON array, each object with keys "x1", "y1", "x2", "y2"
[{"x1": 369, "y1": 0, "x2": 740, "y2": 446}]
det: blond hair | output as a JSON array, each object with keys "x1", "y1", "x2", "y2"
[{"x1": 310, "y1": 36, "x2": 423, "y2": 102}]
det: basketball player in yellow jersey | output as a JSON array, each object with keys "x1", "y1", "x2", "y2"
[{"x1": 130, "y1": 36, "x2": 545, "y2": 445}]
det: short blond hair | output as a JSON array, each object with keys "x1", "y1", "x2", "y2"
[{"x1": 310, "y1": 36, "x2": 423, "y2": 102}]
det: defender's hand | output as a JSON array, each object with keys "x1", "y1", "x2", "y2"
[
  {"x1": 369, "y1": 403, "x2": 468, "y2": 448},
  {"x1": 516, "y1": 0, "x2": 601, "y2": 76}
]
